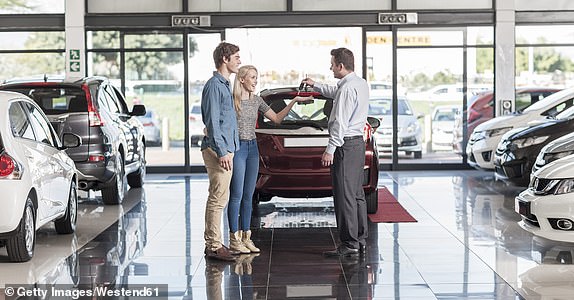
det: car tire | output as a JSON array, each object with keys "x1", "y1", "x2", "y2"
[
  {"x1": 366, "y1": 189, "x2": 378, "y2": 214},
  {"x1": 127, "y1": 146, "x2": 146, "y2": 188},
  {"x1": 414, "y1": 151, "x2": 422, "y2": 159},
  {"x1": 6, "y1": 197, "x2": 36, "y2": 262},
  {"x1": 102, "y1": 154, "x2": 126, "y2": 205},
  {"x1": 55, "y1": 181, "x2": 78, "y2": 234}
]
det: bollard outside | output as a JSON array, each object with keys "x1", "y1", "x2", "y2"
[
  {"x1": 162, "y1": 117, "x2": 170, "y2": 151},
  {"x1": 424, "y1": 114, "x2": 432, "y2": 153}
]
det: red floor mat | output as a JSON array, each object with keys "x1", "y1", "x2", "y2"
[{"x1": 368, "y1": 187, "x2": 417, "y2": 223}]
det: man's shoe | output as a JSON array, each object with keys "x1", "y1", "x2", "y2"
[
  {"x1": 205, "y1": 246, "x2": 236, "y2": 261},
  {"x1": 323, "y1": 246, "x2": 359, "y2": 257},
  {"x1": 359, "y1": 244, "x2": 366, "y2": 255}
]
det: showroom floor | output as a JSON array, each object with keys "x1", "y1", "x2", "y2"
[{"x1": 2, "y1": 170, "x2": 574, "y2": 299}]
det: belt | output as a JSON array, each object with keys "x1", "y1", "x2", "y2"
[{"x1": 343, "y1": 136, "x2": 362, "y2": 141}]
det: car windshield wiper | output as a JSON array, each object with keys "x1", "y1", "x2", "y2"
[{"x1": 281, "y1": 120, "x2": 325, "y2": 131}]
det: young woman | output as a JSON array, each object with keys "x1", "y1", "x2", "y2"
[{"x1": 228, "y1": 65, "x2": 312, "y2": 253}]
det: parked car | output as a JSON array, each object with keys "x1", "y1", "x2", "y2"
[
  {"x1": 494, "y1": 105, "x2": 574, "y2": 186},
  {"x1": 0, "y1": 76, "x2": 147, "y2": 205},
  {"x1": 254, "y1": 87, "x2": 380, "y2": 214},
  {"x1": 466, "y1": 87, "x2": 574, "y2": 170},
  {"x1": 515, "y1": 153, "x2": 574, "y2": 242},
  {"x1": 532, "y1": 131, "x2": 574, "y2": 174},
  {"x1": 430, "y1": 105, "x2": 459, "y2": 151},
  {"x1": 137, "y1": 109, "x2": 161, "y2": 146},
  {"x1": 370, "y1": 96, "x2": 423, "y2": 158},
  {"x1": 0, "y1": 91, "x2": 81, "y2": 262},
  {"x1": 189, "y1": 102, "x2": 203, "y2": 147},
  {"x1": 452, "y1": 88, "x2": 561, "y2": 155}
]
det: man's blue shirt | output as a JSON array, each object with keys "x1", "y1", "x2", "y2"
[{"x1": 200, "y1": 71, "x2": 239, "y2": 157}]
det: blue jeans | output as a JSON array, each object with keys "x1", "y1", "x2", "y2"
[{"x1": 228, "y1": 139, "x2": 259, "y2": 232}]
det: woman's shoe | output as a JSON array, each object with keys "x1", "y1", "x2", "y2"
[
  {"x1": 230, "y1": 231, "x2": 251, "y2": 254},
  {"x1": 242, "y1": 230, "x2": 261, "y2": 253}
]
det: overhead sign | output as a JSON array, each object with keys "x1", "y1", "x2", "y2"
[
  {"x1": 378, "y1": 13, "x2": 418, "y2": 25},
  {"x1": 172, "y1": 15, "x2": 211, "y2": 27}
]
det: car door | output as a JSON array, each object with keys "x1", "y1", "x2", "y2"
[
  {"x1": 103, "y1": 84, "x2": 137, "y2": 164},
  {"x1": 110, "y1": 85, "x2": 142, "y2": 164},
  {"x1": 23, "y1": 102, "x2": 71, "y2": 217}
]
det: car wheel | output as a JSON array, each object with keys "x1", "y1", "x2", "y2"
[
  {"x1": 6, "y1": 197, "x2": 36, "y2": 262},
  {"x1": 366, "y1": 189, "x2": 378, "y2": 214},
  {"x1": 414, "y1": 151, "x2": 422, "y2": 159},
  {"x1": 55, "y1": 181, "x2": 78, "y2": 234},
  {"x1": 128, "y1": 146, "x2": 146, "y2": 188},
  {"x1": 102, "y1": 154, "x2": 126, "y2": 205}
]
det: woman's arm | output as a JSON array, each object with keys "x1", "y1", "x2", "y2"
[{"x1": 264, "y1": 96, "x2": 313, "y2": 124}]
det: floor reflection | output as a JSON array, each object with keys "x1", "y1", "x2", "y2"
[{"x1": 6, "y1": 171, "x2": 574, "y2": 299}]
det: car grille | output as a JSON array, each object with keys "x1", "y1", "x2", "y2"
[{"x1": 531, "y1": 177, "x2": 558, "y2": 195}]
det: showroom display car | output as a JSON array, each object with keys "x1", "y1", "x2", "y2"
[
  {"x1": 494, "y1": 105, "x2": 574, "y2": 186},
  {"x1": 467, "y1": 87, "x2": 574, "y2": 170},
  {"x1": 0, "y1": 91, "x2": 81, "y2": 262},
  {"x1": 369, "y1": 96, "x2": 423, "y2": 158},
  {"x1": 532, "y1": 131, "x2": 574, "y2": 174},
  {"x1": 0, "y1": 76, "x2": 147, "y2": 205},
  {"x1": 453, "y1": 87, "x2": 560, "y2": 155},
  {"x1": 515, "y1": 153, "x2": 574, "y2": 243},
  {"x1": 254, "y1": 87, "x2": 380, "y2": 214}
]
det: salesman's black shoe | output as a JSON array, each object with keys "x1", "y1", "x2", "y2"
[
  {"x1": 324, "y1": 246, "x2": 359, "y2": 257},
  {"x1": 359, "y1": 244, "x2": 366, "y2": 255}
]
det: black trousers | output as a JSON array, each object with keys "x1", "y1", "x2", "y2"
[{"x1": 331, "y1": 136, "x2": 367, "y2": 250}]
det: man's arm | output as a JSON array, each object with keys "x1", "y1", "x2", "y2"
[{"x1": 202, "y1": 84, "x2": 226, "y2": 157}]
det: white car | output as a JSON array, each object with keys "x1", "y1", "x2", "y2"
[
  {"x1": 515, "y1": 153, "x2": 574, "y2": 242},
  {"x1": 189, "y1": 103, "x2": 203, "y2": 147},
  {"x1": 0, "y1": 91, "x2": 81, "y2": 262},
  {"x1": 467, "y1": 87, "x2": 574, "y2": 170},
  {"x1": 430, "y1": 105, "x2": 459, "y2": 151},
  {"x1": 370, "y1": 96, "x2": 423, "y2": 158}
]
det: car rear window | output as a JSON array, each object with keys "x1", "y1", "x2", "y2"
[
  {"x1": 2, "y1": 86, "x2": 87, "y2": 114},
  {"x1": 369, "y1": 98, "x2": 412, "y2": 115}
]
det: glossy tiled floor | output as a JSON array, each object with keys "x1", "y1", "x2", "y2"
[{"x1": 2, "y1": 170, "x2": 574, "y2": 299}]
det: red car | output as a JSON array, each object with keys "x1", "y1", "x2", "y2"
[
  {"x1": 254, "y1": 87, "x2": 380, "y2": 214},
  {"x1": 453, "y1": 87, "x2": 561, "y2": 154}
]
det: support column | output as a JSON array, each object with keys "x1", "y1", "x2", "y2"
[
  {"x1": 65, "y1": 0, "x2": 85, "y2": 81},
  {"x1": 494, "y1": 0, "x2": 515, "y2": 117}
]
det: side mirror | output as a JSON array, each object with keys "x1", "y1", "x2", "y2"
[
  {"x1": 61, "y1": 133, "x2": 82, "y2": 149},
  {"x1": 367, "y1": 116, "x2": 380, "y2": 130},
  {"x1": 131, "y1": 104, "x2": 146, "y2": 116}
]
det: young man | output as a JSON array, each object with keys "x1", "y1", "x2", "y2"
[
  {"x1": 302, "y1": 48, "x2": 370, "y2": 257},
  {"x1": 201, "y1": 42, "x2": 242, "y2": 261}
]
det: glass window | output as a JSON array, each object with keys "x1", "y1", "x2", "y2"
[
  {"x1": 0, "y1": 32, "x2": 64, "y2": 50},
  {"x1": 293, "y1": 0, "x2": 390, "y2": 11},
  {"x1": 25, "y1": 102, "x2": 56, "y2": 147},
  {"x1": 87, "y1": 31, "x2": 120, "y2": 49},
  {"x1": 516, "y1": 25, "x2": 574, "y2": 45},
  {"x1": 0, "y1": 53, "x2": 65, "y2": 82},
  {"x1": 87, "y1": 0, "x2": 181, "y2": 13},
  {"x1": 398, "y1": 0, "x2": 491, "y2": 9},
  {"x1": 398, "y1": 29, "x2": 463, "y2": 47},
  {"x1": 226, "y1": 27, "x2": 363, "y2": 88},
  {"x1": 125, "y1": 33, "x2": 183, "y2": 49},
  {"x1": 516, "y1": 0, "x2": 574, "y2": 11},
  {"x1": 88, "y1": 52, "x2": 120, "y2": 79},
  {"x1": 189, "y1": 0, "x2": 285, "y2": 11},
  {"x1": 9, "y1": 102, "x2": 35, "y2": 140},
  {"x1": 0, "y1": 0, "x2": 64, "y2": 14}
]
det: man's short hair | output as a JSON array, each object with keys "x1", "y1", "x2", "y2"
[
  {"x1": 213, "y1": 42, "x2": 240, "y2": 69},
  {"x1": 330, "y1": 48, "x2": 354, "y2": 71}
]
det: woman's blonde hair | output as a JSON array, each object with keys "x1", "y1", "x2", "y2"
[{"x1": 233, "y1": 65, "x2": 258, "y2": 113}]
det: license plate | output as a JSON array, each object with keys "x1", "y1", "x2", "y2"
[{"x1": 284, "y1": 137, "x2": 329, "y2": 147}]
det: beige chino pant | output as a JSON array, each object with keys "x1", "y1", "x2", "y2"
[{"x1": 202, "y1": 148, "x2": 234, "y2": 251}]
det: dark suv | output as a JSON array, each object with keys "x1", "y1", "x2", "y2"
[{"x1": 0, "y1": 76, "x2": 147, "y2": 204}]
